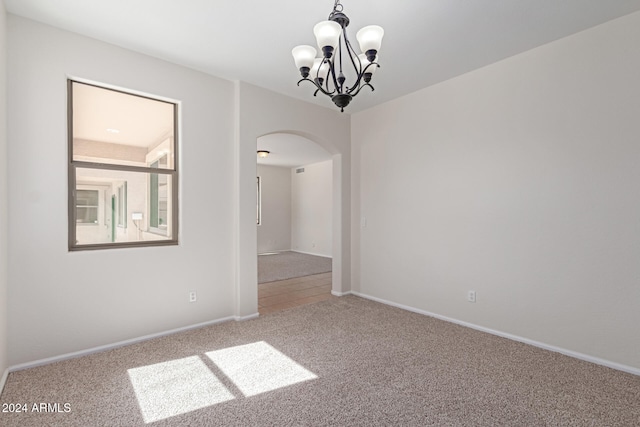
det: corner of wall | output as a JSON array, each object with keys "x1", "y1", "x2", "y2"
[
  {"x1": 0, "y1": 0, "x2": 9, "y2": 394},
  {"x1": 349, "y1": 115, "x2": 361, "y2": 294}
]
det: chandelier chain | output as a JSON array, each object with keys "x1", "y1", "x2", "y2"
[{"x1": 330, "y1": 0, "x2": 344, "y2": 17}]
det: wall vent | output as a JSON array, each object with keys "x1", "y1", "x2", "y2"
[{"x1": 296, "y1": 168, "x2": 305, "y2": 174}]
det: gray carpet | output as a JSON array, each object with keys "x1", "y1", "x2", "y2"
[
  {"x1": 1, "y1": 296, "x2": 639, "y2": 426},
  {"x1": 258, "y1": 251, "x2": 332, "y2": 283}
]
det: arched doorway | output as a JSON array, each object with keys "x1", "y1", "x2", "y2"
[
  {"x1": 235, "y1": 83, "x2": 351, "y2": 320},
  {"x1": 256, "y1": 133, "x2": 334, "y2": 313}
]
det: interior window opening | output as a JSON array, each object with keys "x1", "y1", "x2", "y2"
[{"x1": 68, "y1": 80, "x2": 179, "y2": 250}]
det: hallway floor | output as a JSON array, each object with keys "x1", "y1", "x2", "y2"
[{"x1": 258, "y1": 272, "x2": 335, "y2": 315}]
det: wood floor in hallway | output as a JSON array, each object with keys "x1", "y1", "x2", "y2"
[{"x1": 258, "y1": 272, "x2": 335, "y2": 315}]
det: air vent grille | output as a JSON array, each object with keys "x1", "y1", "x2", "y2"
[{"x1": 296, "y1": 168, "x2": 305, "y2": 174}]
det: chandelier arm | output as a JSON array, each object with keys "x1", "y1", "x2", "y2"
[
  {"x1": 343, "y1": 34, "x2": 361, "y2": 74},
  {"x1": 363, "y1": 62, "x2": 379, "y2": 73},
  {"x1": 323, "y1": 73, "x2": 335, "y2": 95},
  {"x1": 349, "y1": 82, "x2": 375, "y2": 97},
  {"x1": 332, "y1": 33, "x2": 345, "y2": 94},
  {"x1": 297, "y1": 77, "x2": 334, "y2": 97},
  {"x1": 343, "y1": 36, "x2": 365, "y2": 95},
  {"x1": 347, "y1": 61, "x2": 379, "y2": 95},
  {"x1": 317, "y1": 80, "x2": 334, "y2": 96},
  {"x1": 327, "y1": 59, "x2": 342, "y2": 95},
  {"x1": 315, "y1": 58, "x2": 336, "y2": 96},
  {"x1": 312, "y1": 60, "x2": 334, "y2": 96},
  {"x1": 359, "y1": 61, "x2": 379, "y2": 78},
  {"x1": 338, "y1": 34, "x2": 344, "y2": 79},
  {"x1": 296, "y1": 77, "x2": 310, "y2": 87}
]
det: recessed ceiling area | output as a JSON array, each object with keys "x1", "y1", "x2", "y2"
[
  {"x1": 257, "y1": 134, "x2": 331, "y2": 168},
  {"x1": 6, "y1": 0, "x2": 640, "y2": 113}
]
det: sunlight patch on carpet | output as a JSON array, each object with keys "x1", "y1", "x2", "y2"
[
  {"x1": 206, "y1": 341, "x2": 318, "y2": 397},
  {"x1": 128, "y1": 356, "x2": 235, "y2": 423}
]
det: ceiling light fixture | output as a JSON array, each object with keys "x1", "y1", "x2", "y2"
[
  {"x1": 257, "y1": 150, "x2": 270, "y2": 158},
  {"x1": 106, "y1": 128, "x2": 120, "y2": 134},
  {"x1": 292, "y1": 0, "x2": 384, "y2": 112}
]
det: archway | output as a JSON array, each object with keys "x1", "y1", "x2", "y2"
[
  {"x1": 235, "y1": 83, "x2": 351, "y2": 319},
  {"x1": 256, "y1": 133, "x2": 334, "y2": 312}
]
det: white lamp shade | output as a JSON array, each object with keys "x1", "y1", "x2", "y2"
[
  {"x1": 313, "y1": 20, "x2": 342, "y2": 52},
  {"x1": 356, "y1": 25, "x2": 384, "y2": 53},
  {"x1": 292, "y1": 45, "x2": 317, "y2": 70},
  {"x1": 358, "y1": 54, "x2": 377, "y2": 74}
]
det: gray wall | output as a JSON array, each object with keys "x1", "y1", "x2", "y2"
[
  {"x1": 7, "y1": 16, "x2": 237, "y2": 365},
  {"x1": 0, "y1": 1, "x2": 8, "y2": 384},
  {"x1": 352, "y1": 11, "x2": 640, "y2": 371},
  {"x1": 291, "y1": 160, "x2": 332, "y2": 257},
  {"x1": 257, "y1": 161, "x2": 333, "y2": 258},
  {"x1": 257, "y1": 164, "x2": 291, "y2": 254}
]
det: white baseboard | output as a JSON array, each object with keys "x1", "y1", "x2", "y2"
[
  {"x1": 235, "y1": 313, "x2": 259, "y2": 321},
  {"x1": 351, "y1": 291, "x2": 640, "y2": 377},
  {"x1": 258, "y1": 250, "x2": 289, "y2": 256},
  {"x1": 258, "y1": 249, "x2": 332, "y2": 259},
  {"x1": 0, "y1": 367, "x2": 8, "y2": 396},
  {"x1": 291, "y1": 250, "x2": 332, "y2": 259},
  {"x1": 331, "y1": 290, "x2": 352, "y2": 297},
  {"x1": 9, "y1": 315, "x2": 238, "y2": 373}
]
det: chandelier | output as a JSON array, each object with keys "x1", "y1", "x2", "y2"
[{"x1": 292, "y1": 0, "x2": 384, "y2": 112}]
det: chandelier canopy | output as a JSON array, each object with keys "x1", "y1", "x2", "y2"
[{"x1": 292, "y1": 0, "x2": 384, "y2": 112}]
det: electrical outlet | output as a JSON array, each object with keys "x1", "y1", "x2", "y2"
[
  {"x1": 467, "y1": 291, "x2": 476, "y2": 303},
  {"x1": 189, "y1": 291, "x2": 197, "y2": 303}
]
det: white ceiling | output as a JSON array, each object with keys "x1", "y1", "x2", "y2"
[{"x1": 6, "y1": 0, "x2": 640, "y2": 116}]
